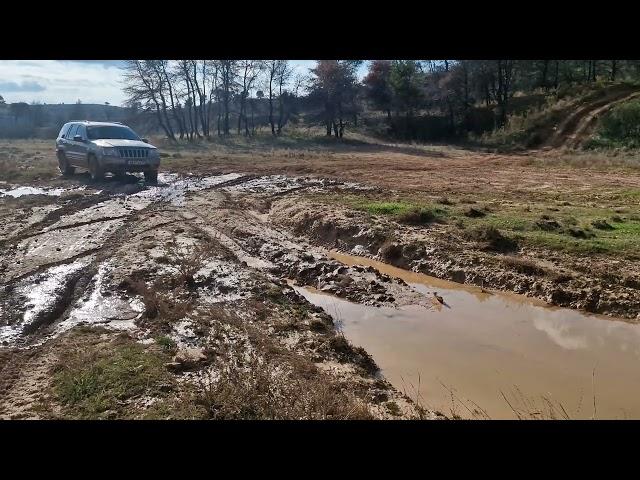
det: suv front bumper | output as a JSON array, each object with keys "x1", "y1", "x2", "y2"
[{"x1": 99, "y1": 156, "x2": 160, "y2": 172}]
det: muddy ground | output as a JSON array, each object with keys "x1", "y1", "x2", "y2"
[{"x1": 1, "y1": 136, "x2": 639, "y2": 419}]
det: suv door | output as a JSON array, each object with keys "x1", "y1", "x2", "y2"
[
  {"x1": 64, "y1": 124, "x2": 80, "y2": 166},
  {"x1": 74, "y1": 124, "x2": 90, "y2": 168}
]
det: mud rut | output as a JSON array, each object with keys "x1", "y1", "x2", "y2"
[{"x1": 0, "y1": 173, "x2": 442, "y2": 419}]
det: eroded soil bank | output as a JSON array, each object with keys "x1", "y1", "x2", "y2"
[{"x1": 269, "y1": 195, "x2": 640, "y2": 321}]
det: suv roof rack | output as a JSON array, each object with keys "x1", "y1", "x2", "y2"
[{"x1": 69, "y1": 120, "x2": 124, "y2": 125}]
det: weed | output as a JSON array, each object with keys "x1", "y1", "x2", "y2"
[
  {"x1": 464, "y1": 226, "x2": 518, "y2": 252},
  {"x1": 379, "y1": 241, "x2": 403, "y2": 260},
  {"x1": 165, "y1": 240, "x2": 215, "y2": 288},
  {"x1": 396, "y1": 207, "x2": 439, "y2": 226},
  {"x1": 155, "y1": 335, "x2": 178, "y2": 353},
  {"x1": 464, "y1": 207, "x2": 486, "y2": 218},
  {"x1": 52, "y1": 333, "x2": 173, "y2": 419},
  {"x1": 591, "y1": 219, "x2": 614, "y2": 230}
]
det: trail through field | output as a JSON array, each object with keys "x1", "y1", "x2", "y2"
[{"x1": 545, "y1": 86, "x2": 640, "y2": 149}]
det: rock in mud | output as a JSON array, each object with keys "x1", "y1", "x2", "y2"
[{"x1": 169, "y1": 347, "x2": 208, "y2": 372}]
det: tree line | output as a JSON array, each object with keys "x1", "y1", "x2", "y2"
[
  {"x1": 118, "y1": 59, "x2": 640, "y2": 142},
  {"x1": 123, "y1": 60, "x2": 303, "y2": 141},
  {"x1": 362, "y1": 60, "x2": 640, "y2": 139}
]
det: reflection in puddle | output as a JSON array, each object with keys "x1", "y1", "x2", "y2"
[
  {"x1": 57, "y1": 262, "x2": 144, "y2": 333},
  {"x1": 133, "y1": 173, "x2": 243, "y2": 206},
  {"x1": 293, "y1": 251, "x2": 640, "y2": 419},
  {"x1": 0, "y1": 186, "x2": 65, "y2": 197}
]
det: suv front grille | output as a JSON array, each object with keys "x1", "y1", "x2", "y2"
[{"x1": 118, "y1": 148, "x2": 149, "y2": 158}]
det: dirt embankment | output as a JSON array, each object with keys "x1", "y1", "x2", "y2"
[{"x1": 269, "y1": 197, "x2": 640, "y2": 321}]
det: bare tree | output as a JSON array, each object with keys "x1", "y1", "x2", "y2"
[
  {"x1": 264, "y1": 60, "x2": 283, "y2": 135},
  {"x1": 217, "y1": 60, "x2": 237, "y2": 136},
  {"x1": 237, "y1": 60, "x2": 263, "y2": 136},
  {"x1": 122, "y1": 60, "x2": 176, "y2": 140},
  {"x1": 276, "y1": 61, "x2": 294, "y2": 135}
]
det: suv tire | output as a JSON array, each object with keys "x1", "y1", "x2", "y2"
[
  {"x1": 57, "y1": 151, "x2": 75, "y2": 176},
  {"x1": 144, "y1": 169, "x2": 158, "y2": 184},
  {"x1": 88, "y1": 155, "x2": 104, "y2": 182}
]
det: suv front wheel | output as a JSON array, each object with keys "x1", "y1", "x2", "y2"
[
  {"x1": 144, "y1": 169, "x2": 158, "y2": 184},
  {"x1": 57, "y1": 151, "x2": 75, "y2": 176},
  {"x1": 88, "y1": 155, "x2": 104, "y2": 182}
]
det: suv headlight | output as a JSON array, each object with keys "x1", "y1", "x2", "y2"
[
  {"x1": 101, "y1": 147, "x2": 120, "y2": 157},
  {"x1": 148, "y1": 148, "x2": 159, "y2": 158}
]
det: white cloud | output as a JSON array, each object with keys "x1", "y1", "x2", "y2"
[
  {"x1": 0, "y1": 60, "x2": 370, "y2": 106},
  {"x1": 0, "y1": 60, "x2": 126, "y2": 105}
]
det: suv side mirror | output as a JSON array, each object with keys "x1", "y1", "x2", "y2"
[
  {"x1": 141, "y1": 138, "x2": 149, "y2": 144},
  {"x1": 73, "y1": 135, "x2": 83, "y2": 142}
]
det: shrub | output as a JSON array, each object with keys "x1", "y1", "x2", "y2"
[
  {"x1": 396, "y1": 207, "x2": 438, "y2": 225},
  {"x1": 589, "y1": 100, "x2": 640, "y2": 149},
  {"x1": 464, "y1": 226, "x2": 518, "y2": 252}
]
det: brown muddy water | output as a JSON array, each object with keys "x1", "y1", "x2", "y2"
[{"x1": 294, "y1": 251, "x2": 640, "y2": 419}]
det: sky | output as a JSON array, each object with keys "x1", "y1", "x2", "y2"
[{"x1": 0, "y1": 60, "x2": 369, "y2": 106}]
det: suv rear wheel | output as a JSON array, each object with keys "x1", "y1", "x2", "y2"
[
  {"x1": 57, "y1": 151, "x2": 75, "y2": 176},
  {"x1": 88, "y1": 155, "x2": 104, "y2": 182},
  {"x1": 144, "y1": 169, "x2": 158, "y2": 184}
]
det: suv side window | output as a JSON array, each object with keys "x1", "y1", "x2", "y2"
[
  {"x1": 59, "y1": 124, "x2": 70, "y2": 138},
  {"x1": 67, "y1": 124, "x2": 78, "y2": 139},
  {"x1": 76, "y1": 124, "x2": 87, "y2": 140}
]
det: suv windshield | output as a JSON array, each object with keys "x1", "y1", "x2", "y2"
[{"x1": 87, "y1": 125, "x2": 140, "y2": 141}]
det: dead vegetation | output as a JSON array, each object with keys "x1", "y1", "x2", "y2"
[
  {"x1": 194, "y1": 344, "x2": 372, "y2": 420},
  {"x1": 464, "y1": 225, "x2": 519, "y2": 252},
  {"x1": 379, "y1": 241, "x2": 404, "y2": 261},
  {"x1": 164, "y1": 240, "x2": 216, "y2": 288},
  {"x1": 500, "y1": 256, "x2": 548, "y2": 276},
  {"x1": 396, "y1": 208, "x2": 439, "y2": 226},
  {"x1": 120, "y1": 276, "x2": 194, "y2": 332}
]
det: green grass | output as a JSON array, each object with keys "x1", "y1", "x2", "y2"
[
  {"x1": 155, "y1": 335, "x2": 177, "y2": 352},
  {"x1": 329, "y1": 192, "x2": 640, "y2": 257},
  {"x1": 346, "y1": 198, "x2": 449, "y2": 225},
  {"x1": 619, "y1": 188, "x2": 640, "y2": 200},
  {"x1": 353, "y1": 200, "x2": 416, "y2": 216},
  {"x1": 460, "y1": 207, "x2": 640, "y2": 255},
  {"x1": 53, "y1": 336, "x2": 173, "y2": 419}
]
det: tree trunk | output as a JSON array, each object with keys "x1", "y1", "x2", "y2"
[
  {"x1": 540, "y1": 60, "x2": 549, "y2": 89},
  {"x1": 268, "y1": 67, "x2": 276, "y2": 136}
]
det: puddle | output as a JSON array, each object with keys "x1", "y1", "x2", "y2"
[
  {"x1": 0, "y1": 186, "x2": 66, "y2": 198},
  {"x1": 293, "y1": 251, "x2": 640, "y2": 419},
  {"x1": 0, "y1": 259, "x2": 90, "y2": 345},
  {"x1": 56, "y1": 262, "x2": 144, "y2": 334},
  {"x1": 134, "y1": 173, "x2": 243, "y2": 206},
  {"x1": 221, "y1": 174, "x2": 373, "y2": 195}
]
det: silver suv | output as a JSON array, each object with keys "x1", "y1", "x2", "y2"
[{"x1": 55, "y1": 121, "x2": 160, "y2": 183}]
